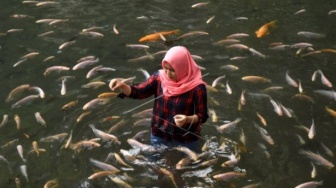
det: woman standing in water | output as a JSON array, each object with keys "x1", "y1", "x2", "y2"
[{"x1": 109, "y1": 46, "x2": 208, "y2": 152}]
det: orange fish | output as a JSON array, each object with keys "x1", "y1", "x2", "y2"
[
  {"x1": 139, "y1": 29, "x2": 179, "y2": 42},
  {"x1": 255, "y1": 20, "x2": 277, "y2": 38}
]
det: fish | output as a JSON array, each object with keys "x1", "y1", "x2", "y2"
[
  {"x1": 133, "y1": 118, "x2": 151, "y2": 127},
  {"x1": 297, "y1": 31, "x2": 326, "y2": 39},
  {"x1": 226, "y1": 43, "x2": 249, "y2": 50},
  {"x1": 72, "y1": 57, "x2": 99, "y2": 70},
  {"x1": 211, "y1": 75, "x2": 225, "y2": 87},
  {"x1": 29, "y1": 86, "x2": 45, "y2": 98},
  {"x1": 256, "y1": 112, "x2": 267, "y2": 126},
  {"x1": 216, "y1": 38, "x2": 240, "y2": 45},
  {"x1": 176, "y1": 157, "x2": 192, "y2": 170},
  {"x1": 217, "y1": 118, "x2": 242, "y2": 133},
  {"x1": 206, "y1": 16, "x2": 215, "y2": 24},
  {"x1": 76, "y1": 111, "x2": 92, "y2": 123},
  {"x1": 208, "y1": 108, "x2": 218, "y2": 123},
  {"x1": 20, "y1": 165, "x2": 29, "y2": 182},
  {"x1": 49, "y1": 19, "x2": 68, "y2": 25},
  {"x1": 32, "y1": 141, "x2": 40, "y2": 156},
  {"x1": 295, "y1": 181, "x2": 323, "y2": 188},
  {"x1": 40, "y1": 133, "x2": 68, "y2": 142},
  {"x1": 158, "y1": 167, "x2": 178, "y2": 188},
  {"x1": 89, "y1": 124, "x2": 121, "y2": 144},
  {"x1": 60, "y1": 78, "x2": 67, "y2": 96},
  {"x1": 83, "y1": 98, "x2": 110, "y2": 110},
  {"x1": 285, "y1": 71, "x2": 298, "y2": 87},
  {"x1": 174, "y1": 146, "x2": 198, "y2": 161},
  {"x1": 88, "y1": 170, "x2": 118, "y2": 180},
  {"x1": 14, "y1": 114, "x2": 21, "y2": 130},
  {"x1": 81, "y1": 81, "x2": 106, "y2": 89},
  {"x1": 126, "y1": 44, "x2": 150, "y2": 49},
  {"x1": 59, "y1": 40, "x2": 76, "y2": 50},
  {"x1": 270, "y1": 99, "x2": 283, "y2": 116},
  {"x1": 139, "y1": 29, "x2": 179, "y2": 42},
  {"x1": 226, "y1": 33, "x2": 249, "y2": 39},
  {"x1": 299, "y1": 149, "x2": 334, "y2": 169},
  {"x1": 311, "y1": 162, "x2": 317, "y2": 178},
  {"x1": 43, "y1": 179, "x2": 58, "y2": 188},
  {"x1": 79, "y1": 31, "x2": 104, "y2": 38},
  {"x1": 225, "y1": 80, "x2": 232, "y2": 94},
  {"x1": 17, "y1": 145, "x2": 26, "y2": 163},
  {"x1": 38, "y1": 31, "x2": 54, "y2": 37},
  {"x1": 43, "y1": 66, "x2": 70, "y2": 77},
  {"x1": 113, "y1": 152, "x2": 133, "y2": 169},
  {"x1": 89, "y1": 158, "x2": 120, "y2": 172},
  {"x1": 242, "y1": 76, "x2": 271, "y2": 83},
  {"x1": 82, "y1": 26, "x2": 105, "y2": 32},
  {"x1": 15, "y1": 177, "x2": 21, "y2": 188},
  {"x1": 61, "y1": 100, "x2": 78, "y2": 110},
  {"x1": 137, "y1": 68, "x2": 150, "y2": 80},
  {"x1": 222, "y1": 154, "x2": 240, "y2": 167},
  {"x1": 36, "y1": 1, "x2": 59, "y2": 6},
  {"x1": 294, "y1": 9, "x2": 306, "y2": 15},
  {"x1": 109, "y1": 176, "x2": 132, "y2": 188},
  {"x1": 191, "y1": 2, "x2": 210, "y2": 8},
  {"x1": 280, "y1": 104, "x2": 292, "y2": 118},
  {"x1": 127, "y1": 138, "x2": 164, "y2": 154},
  {"x1": 120, "y1": 149, "x2": 137, "y2": 163},
  {"x1": 213, "y1": 171, "x2": 246, "y2": 182},
  {"x1": 35, "y1": 112, "x2": 46, "y2": 127},
  {"x1": 12, "y1": 95, "x2": 40, "y2": 109},
  {"x1": 13, "y1": 58, "x2": 27, "y2": 67},
  {"x1": 1, "y1": 139, "x2": 19, "y2": 150},
  {"x1": 86, "y1": 65, "x2": 102, "y2": 78},
  {"x1": 64, "y1": 130, "x2": 73, "y2": 149},
  {"x1": 255, "y1": 20, "x2": 277, "y2": 38},
  {"x1": 72, "y1": 140, "x2": 101, "y2": 151},
  {"x1": 317, "y1": 69, "x2": 332, "y2": 88},
  {"x1": 308, "y1": 119, "x2": 315, "y2": 139},
  {"x1": 254, "y1": 122, "x2": 274, "y2": 145},
  {"x1": 328, "y1": 10, "x2": 336, "y2": 15},
  {"x1": 248, "y1": 48, "x2": 266, "y2": 58},
  {"x1": 325, "y1": 106, "x2": 336, "y2": 118},
  {"x1": 0, "y1": 114, "x2": 9, "y2": 128},
  {"x1": 21, "y1": 52, "x2": 39, "y2": 59},
  {"x1": 113, "y1": 23, "x2": 119, "y2": 34},
  {"x1": 6, "y1": 84, "x2": 30, "y2": 103},
  {"x1": 98, "y1": 92, "x2": 119, "y2": 99}
]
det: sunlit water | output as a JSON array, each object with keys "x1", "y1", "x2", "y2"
[{"x1": 1, "y1": 0, "x2": 336, "y2": 187}]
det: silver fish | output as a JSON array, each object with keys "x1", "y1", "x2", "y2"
[{"x1": 89, "y1": 124, "x2": 120, "y2": 144}]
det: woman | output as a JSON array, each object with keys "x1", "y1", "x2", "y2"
[{"x1": 109, "y1": 46, "x2": 208, "y2": 152}]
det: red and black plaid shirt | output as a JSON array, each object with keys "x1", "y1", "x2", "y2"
[{"x1": 127, "y1": 72, "x2": 208, "y2": 143}]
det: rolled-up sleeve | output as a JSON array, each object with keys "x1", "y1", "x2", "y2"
[
  {"x1": 194, "y1": 84, "x2": 208, "y2": 124},
  {"x1": 128, "y1": 75, "x2": 158, "y2": 99}
]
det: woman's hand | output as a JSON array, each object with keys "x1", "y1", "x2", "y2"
[
  {"x1": 109, "y1": 79, "x2": 123, "y2": 91},
  {"x1": 174, "y1": 114, "x2": 187, "y2": 127},
  {"x1": 109, "y1": 79, "x2": 131, "y2": 96}
]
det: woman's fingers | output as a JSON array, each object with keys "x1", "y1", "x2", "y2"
[{"x1": 109, "y1": 79, "x2": 118, "y2": 90}]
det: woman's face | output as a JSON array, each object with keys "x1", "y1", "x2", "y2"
[{"x1": 163, "y1": 62, "x2": 177, "y2": 82}]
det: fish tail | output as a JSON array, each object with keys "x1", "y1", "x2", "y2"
[
  {"x1": 269, "y1": 20, "x2": 277, "y2": 28},
  {"x1": 172, "y1": 29, "x2": 180, "y2": 35}
]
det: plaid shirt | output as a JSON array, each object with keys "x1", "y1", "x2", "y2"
[{"x1": 127, "y1": 72, "x2": 208, "y2": 143}]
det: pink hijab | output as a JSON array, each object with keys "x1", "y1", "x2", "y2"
[{"x1": 159, "y1": 46, "x2": 206, "y2": 97}]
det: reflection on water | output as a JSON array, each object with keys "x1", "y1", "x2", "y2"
[{"x1": 1, "y1": 0, "x2": 336, "y2": 187}]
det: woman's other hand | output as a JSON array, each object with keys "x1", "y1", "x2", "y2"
[{"x1": 174, "y1": 114, "x2": 187, "y2": 127}]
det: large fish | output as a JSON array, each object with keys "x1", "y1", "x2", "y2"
[
  {"x1": 255, "y1": 20, "x2": 277, "y2": 38},
  {"x1": 139, "y1": 29, "x2": 179, "y2": 42}
]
